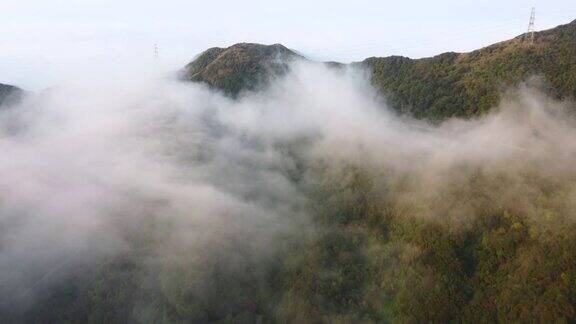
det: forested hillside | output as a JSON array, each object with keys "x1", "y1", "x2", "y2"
[
  {"x1": 181, "y1": 43, "x2": 302, "y2": 97},
  {"x1": 6, "y1": 131, "x2": 576, "y2": 323},
  {"x1": 183, "y1": 20, "x2": 576, "y2": 120},
  {"x1": 3, "y1": 19, "x2": 576, "y2": 324},
  {"x1": 362, "y1": 19, "x2": 576, "y2": 119}
]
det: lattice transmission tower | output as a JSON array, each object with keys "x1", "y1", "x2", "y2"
[{"x1": 525, "y1": 7, "x2": 536, "y2": 44}]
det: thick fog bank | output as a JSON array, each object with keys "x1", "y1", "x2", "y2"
[{"x1": 1, "y1": 62, "x2": 575, "y2": 321}]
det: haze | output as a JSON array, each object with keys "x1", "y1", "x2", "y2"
[{"x1": 1, "y1": 0, "x2": 576, "y2": 90}]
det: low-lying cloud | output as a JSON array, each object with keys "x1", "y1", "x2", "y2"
[{"x1": 1, "y1": 61, "x2": 575, "y2": 322}]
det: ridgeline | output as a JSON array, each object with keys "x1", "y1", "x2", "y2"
[{"x1": 184, "y1": 20, "x2": 576, "y2": 120}]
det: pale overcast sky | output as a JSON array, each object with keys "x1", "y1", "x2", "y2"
[{"x1": 1, "y1": 0, "x2": 575, "y2": 90}]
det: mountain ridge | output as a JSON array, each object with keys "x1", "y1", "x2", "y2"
[
  {"x1": 361, "y1": 19, "x2": 576, "y2": 119},
  {"x1": 183, "y1": 19, "x2": 576, "y2": 119}
]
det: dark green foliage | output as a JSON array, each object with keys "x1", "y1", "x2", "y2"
[
  {"x1": 181, "y1": 43, "x2": 303, "y2": 97},
  {"x1": 6, "y1": 21, "x2": 576, "y2": 324},
  {"x1": 182, "y1": 21, "x2": 576, "y2": 120},
  {"x1": 7, "y1": 161, "x2": 576, "y2": 323},
  {"x1": 275, "y1": 156, "x2": 576, "y2": 323},
  {"x1": 362, "y1": 20, "x2": 576, "y2": 120}
]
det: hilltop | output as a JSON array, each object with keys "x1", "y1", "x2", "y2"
[
  {"x1": 180, "y1": 43, "x2": 303, "y2": 97},
  {"x1": 183, "y1": 20, "x2": 576, "y2": 119}
]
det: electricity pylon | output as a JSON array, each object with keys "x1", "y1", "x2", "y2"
[{"x1": 526, "y1": 7, "x2": 536, "y2": 44}]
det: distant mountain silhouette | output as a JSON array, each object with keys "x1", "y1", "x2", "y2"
[{"x1": 0, "y1": 83, "x2": 23, "y2": 107}]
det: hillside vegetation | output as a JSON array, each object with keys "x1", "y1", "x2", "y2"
[
  {"x1": 183, "y1": 20, "x2": 576, "y2": 120},
  {"x1": 181, "y1": 43, "x2": 302, "y2": 97},
  {"x1": 7, "y1": 156, "x2": 576, "y2": 323},
  {"x1": 362, "y1": 20, "x2": 576, "y2": 119},
  {"x1": 3, "y1": 19, "x2": 576, "y2": 324}
]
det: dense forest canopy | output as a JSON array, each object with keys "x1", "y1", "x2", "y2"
[
  {"x1": 183, "y1": 20, "x2": 576, "y2": 121},
  {"x1": 2, "y1": 19, "x2": 576, "y2": 324},
  {"x1": 363, "y1": 19, "x2": 576, "y2": 120},
  {"x1": 181, "y1": 43, "x2": 302, "y2": 98}
]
